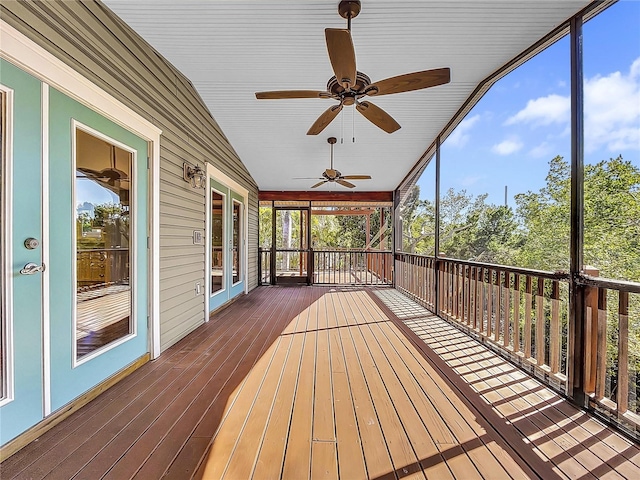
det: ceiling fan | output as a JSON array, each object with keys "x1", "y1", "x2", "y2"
[
  {"x1": 255, "y1": 0, "x2": 450, "y2": 135},
  {"x1": 297, "y1": 137, "x2": 371, "y2": 188}
]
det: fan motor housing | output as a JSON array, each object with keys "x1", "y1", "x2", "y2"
[
  {"x1": 338, "y1": 0, "x2": 361, "y2": 19},
  {"x1": 327, "y1": 71, "x2": 371, "y2": 100}
]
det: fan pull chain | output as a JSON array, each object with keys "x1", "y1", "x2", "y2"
[
  {"x1": 352, "y1": 107, "x2": 356, "y2": 143},
  {"x1": 340, "y1": 109, "x2": 344, "y2": 144}
]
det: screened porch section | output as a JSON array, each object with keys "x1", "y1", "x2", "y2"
[{"x1": 258, "y1": 199, "x2": 393, "y2": 286}]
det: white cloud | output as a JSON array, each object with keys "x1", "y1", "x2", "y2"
[
  {"x1": 584, "y1": 57, "x2": 640, "y2": 153},
  {"x1": 504, "y1": 94, "x2": 570, "y2": 127},
  {"x1": 447, "y1": 114, "x2": 480, "y2": 148},
  {"x1": 504, "y1": 57, "x2": 640, "y2": 154},
  {"x1": 529, "y1": 141, "x2": 554, "y2": 158},
  {"x1": 459, "y1": 174, "x2": 486, "y2": 186},
  {"x1": 492, "y1": 138, "x2": 523, "y2": 155}
]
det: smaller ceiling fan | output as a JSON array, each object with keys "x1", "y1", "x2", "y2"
[{"x1": 297, "y1": 137, "x2": 371, "y2": 188}]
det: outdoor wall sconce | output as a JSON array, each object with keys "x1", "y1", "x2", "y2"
[{"x1": 183, "y1": 162, "x2": 206, "y2": 189}]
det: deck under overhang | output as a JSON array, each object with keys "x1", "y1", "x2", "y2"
[{"x1": 2, "y1": 286, "x2": 638, "y2": 479}]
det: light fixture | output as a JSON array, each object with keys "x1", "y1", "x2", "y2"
[{"x1": 183, "y1": 162, "x2": 206, "y2": 189}]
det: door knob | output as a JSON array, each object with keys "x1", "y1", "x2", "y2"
[{"x1": 20, "y1": 262, "x2": 46, "y2": 275}]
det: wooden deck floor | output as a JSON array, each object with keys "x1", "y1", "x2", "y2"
[{"x1": 2, "y1": 286, "x2": 638, "y2": 479}]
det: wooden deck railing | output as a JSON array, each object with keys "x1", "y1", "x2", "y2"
[
  {"x1": 313, "y1": 249, "x2": 392, "y2": 285},
  {"x1": 579, "y1": 275, "x2": 640, "y2": 428},
  {"x1": 395, "y1": 252, "x2": 640, "y2": 432},
  {"x1": 395, "y1": 253, "x2": 570, "y2": 390},
  {"x1": 258, "y1": 248, "x2": 392, "y2": 286},
  {"x1": 258, "y1": 248, "x2": 271, "y2": 285},
  {"x1": 77, "y1": 248, "x2": 129, "y2": 288}
]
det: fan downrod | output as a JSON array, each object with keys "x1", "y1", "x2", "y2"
[{"x1": 338, "y1": 1, "x2": 361, "y2": 20}]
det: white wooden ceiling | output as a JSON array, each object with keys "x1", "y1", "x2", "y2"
[{"x1": 104, "y1": 0, "x2": 591, "y2": 192}]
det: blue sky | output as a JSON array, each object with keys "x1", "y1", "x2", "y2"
[{"x1": 417, "y1": 0, "x2": 640, "y2": 207}]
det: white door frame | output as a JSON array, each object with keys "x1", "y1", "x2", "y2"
[
  {"x1": 0, "y1": 21, "x2": 163, "y2": 361},
  {"x1": 205, "y1": 163, "x2": 249, "y2": 319}
]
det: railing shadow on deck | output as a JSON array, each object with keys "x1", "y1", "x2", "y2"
[
  {"x1": 394, "y1": 252, "x2": 640, "y2": 440},
  {"x1": 368, "y1": 287, "x2": 640, "y2": 480}
]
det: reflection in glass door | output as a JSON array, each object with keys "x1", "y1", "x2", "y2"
[
  {"x1": 211, "y1": 189, "x2": 225, "y2": 295},
  {"x1": 75, "y1": 129, "x2": 132, "y2": 359}
]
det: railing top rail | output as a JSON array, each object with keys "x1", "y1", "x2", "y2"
[
  {"x1": 395, "y1": 251, "x2": 569, "y2": 281},
  {"x1": 314, "y1": 249, "x2": 393, "y2": 254},
  {"x1": 578, "y1": 274, "x2": 640, "y2": 294}
]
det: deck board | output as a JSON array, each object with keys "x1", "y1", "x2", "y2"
[{"x1": 2, "y1": 286, "x2": 639, "y2": 480}]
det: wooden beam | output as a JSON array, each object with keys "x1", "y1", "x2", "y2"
[
  {"x1": 259, "y1": 191, "x2": 393, "y2": 202},
  {"x1": 311, "y1": 209, "x2": 375, "y2": 216}
]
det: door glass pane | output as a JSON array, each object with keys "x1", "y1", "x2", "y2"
[
  {"x1": 232, "y1": 201, "x2": 241, "y2": 284},
  {"x1": 0, "y1": 90, "x2": 6, "y2": 397},
  {"x1": 211, "y1": 190, "x2": 224, "y2": 294},
  {"x1": 75, "y1": 129, "x2": 132, "y2": 358}
]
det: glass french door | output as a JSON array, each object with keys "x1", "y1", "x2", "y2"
[
  {"x1": 0, "y1": 59, "x2": 149, "y2": 445},
  {"x1": 208, "y1": 178, "x2": 245, "y2": 313}
]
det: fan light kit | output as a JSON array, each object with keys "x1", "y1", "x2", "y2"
[
  {"x1": 256, "y1": 0, "x2": 450, "y2": 135},
  {"x1": 294, "y1": 137, "x2": 372, "y2": 189}
]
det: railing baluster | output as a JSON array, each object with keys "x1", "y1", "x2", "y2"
[
  {"x1": 503, "y1": 271, "x2": 511, "y2": 348},
  {"x1": 617, "y1": 291, "x2": 629, "y2": 415},
  {"x1": 550, "y1": 280, "x2": 560, "y2": 374},
  {"x1": 477, "y1": 267, "x2": 483, "y2": 332},
  {"x1": 513, "y1": 274, "x2": 521, "y2": 354},
  {"x1": 525, "y1": 276, "x2": 533, "y2": 359},
  {"x1": 487, "y1": 269, "x2": 493, "y2": 336},
  {"x1": 595, "y1": 287, "x2": 607, "y2": 400},
  {"x1": 471, "y1": 267, "x2": 477, "y2": 329},
  {"x1": 536, "y1": 277, "x2": 545, "y2": 367},
  {"x1": 494, "y1": 270, "x2": 501, "y2": 342}
]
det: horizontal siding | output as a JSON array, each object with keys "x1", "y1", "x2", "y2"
[{"x1": 0, "y1": 0, "x2": 259, "y2": 352}]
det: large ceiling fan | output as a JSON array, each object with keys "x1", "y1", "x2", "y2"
[
  {"x1": 255, "y1": 0, "x2": 450, "y2": 135},
  {"x1": 296, "y1": 137, "x2": 371, "y2": 188}
]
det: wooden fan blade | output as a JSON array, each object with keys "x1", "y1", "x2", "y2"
[
  {"x1": 311, "y1": 180, "x2": 328, "y2": 188},
  {"x1": 336, "y1": 179, "x2": 356, "y2": 188},
  {"x1": 356, "y1": 101, "x2": 401, "y2": 133},
  {"x1": 368, "y1": 67, "x2": 450, "y2": 96},
  {"x1": 256, "y1": 90, "x2": 331, "y2": 99},
  {"x1": 325, "y1": 29, "x2": 357, "y2": 90},
  {"x1": 307, "y1": 104, "x2": 343, "y2": 135},
  {"x1": 341, "y1": 175, "x2": 371, "y2": 180}
]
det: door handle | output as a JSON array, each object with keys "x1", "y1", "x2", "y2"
[{"x1": 20, "y1": 262, "x2": 46, "y2": 275}]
